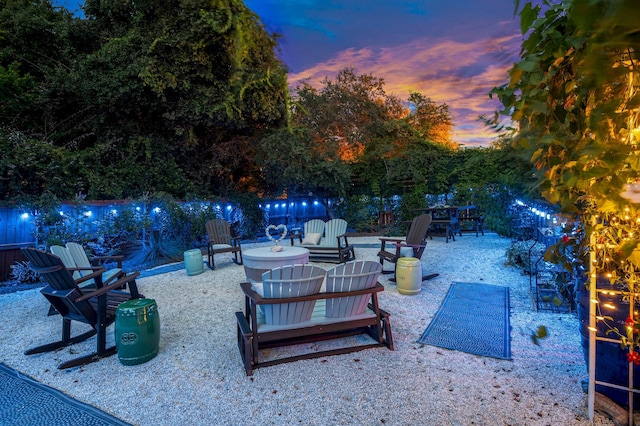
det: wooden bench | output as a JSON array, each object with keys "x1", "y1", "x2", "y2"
[
  {"x1": 289, "y1": 218, "x2": 356, "y2": 264},
  {"x1": 235, "y1": 261, "x2": 394, "y2": 375}
]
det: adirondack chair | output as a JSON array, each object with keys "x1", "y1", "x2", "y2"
[
  {"x1": 21, "y1": 247, "x2": 142, "y2": 369},
  {"x1": 51, "y1": 244, "x2": 123, "y2": 287},
  {"x1": 258, "y1": 264, "x2": 326, "y2": 325},
  {"x1": 325, "y1": 260, "x2": 383, "y2": 318},
  {"x1": 299, "y1": 219, "x2": 326, "y2": 245},
  {"x1": 205, "y1": 219, "x2": 243, "y2": 270},
  {"x1": 377, "y1": 213, "x2": 437, "y2": 281},
  {"x1": 50, "y1": 245, "x2": 82, "y2": 281},
  {"x1": 66, "y1": 242, "x2": 124, "y2": 283},
  {"x1": 300, "y1": 218, "x2": 355, "y2": 263}
]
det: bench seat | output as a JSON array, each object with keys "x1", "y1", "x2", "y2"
[{"x1": 255, "y1": 299, "x2": 377, "y2": 333}]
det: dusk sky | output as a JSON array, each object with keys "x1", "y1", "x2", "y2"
[
  {"x1": 56, "y1": 0, "x2": 524, "y2": 147},
  {"x1": 244, "y1": 0, "x2": 524, "y2": 147}
]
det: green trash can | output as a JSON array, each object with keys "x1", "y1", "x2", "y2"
[
  {"x1": 115, "y1": 298, "x2": 160, "y2": 366},
  {"x1": 184, "y1": 249, "x2": 204, "y2": 276}
]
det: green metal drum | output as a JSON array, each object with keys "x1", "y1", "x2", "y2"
[
  {"x1": 184, "y1": 249, "x2": 204, "y2": 276},
  {"x1": 115, "y1": 298, "x2": 160, "y2": 366}
]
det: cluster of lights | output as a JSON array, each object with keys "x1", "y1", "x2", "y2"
[
  {"x1": 514, "y1": 199, "x2": 553, "y2": 221},
  {"x1": 586, "y1": 207, "x2": 640, "y2": 348},
  {"x1": 259, "y1": 200, "x2": 321, "y2": 210}
]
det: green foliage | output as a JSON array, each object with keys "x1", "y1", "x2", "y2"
[
  {"x1": 257, "y1": 126, "x2": 351, "y2": 199},
  {"x1": 494, "y1": 0, "x2": 640, "y2": 354},
  {"x1": 10, "y1": 261, "x2": 40, "y2": 284},
  {"x1": 229, "y1": 191, "x2": 265, "y2": 239},
  {"x1": 332, "y1": 195, "x2": 379, "y2": 233},
  {"x1": 492, "y1": 0, "x2": 640, "y2": 215},
  {"x1": 531, "y1": 325, "x2": 548, "y2": 346},
  {"x1": 1, "y1": 0, "x2": 288, "y2": 201},
  {"x1": 407, "y1": 92, "x2": 456, "y2": 149},
  {"x1": 397, "y1": 185, "x2": 429, "y2": 223},
  {"x1": 505, "y1": 240, "x2": 538, "y2": 273}
]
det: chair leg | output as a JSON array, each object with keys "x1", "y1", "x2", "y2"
[
  {"x1": 381, "y1": 312, "x2": 394, "y2": 350},
  {"x1": 57, "y1": 346, "x2": 117, "y2": 370},
  {"x1": 25, "y1": 329, "x2": 97, "y2": 355},
  {"x1": 207, "y1": 250, "x2": 215, "y2": 270}
]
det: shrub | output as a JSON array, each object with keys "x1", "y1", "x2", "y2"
[{"x1": 10, "y1": 261, "x2": 40, "y2": 283}]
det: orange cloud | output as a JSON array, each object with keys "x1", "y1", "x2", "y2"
[{"x1": 288, "y1": 32, "x2": 521, "y2": 147}]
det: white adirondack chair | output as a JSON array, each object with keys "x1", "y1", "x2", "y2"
[
  {"x1": 298, "y1": 219, "x2": 326, "y2": 246},
  {"x1": 66, "y1": 242, "x2": 123, "y2": 285},
  {"x1": 325, "y1": 260, "x2": 382, "y2": 318},
  {"x1": 50, "y1": 245, "x2": 83, "y2": 281},
  {"x1": 260, "y1": 264, "x2": 326, "y2": 325},
  {"x1": 321, "y1": 218, "x2": 347, "y2": 247}
]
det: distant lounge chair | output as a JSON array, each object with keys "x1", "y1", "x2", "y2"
[
  {"x1": 205, "y1": 219, "x2": 243, "y2": 270},
  {"x1": 377, "y1": 213, "x2": 437, "y2": 281}
]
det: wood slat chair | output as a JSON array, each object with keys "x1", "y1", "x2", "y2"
[
  {"x1": 301, "y1": 218, "x2": 355, "y2": 264},
  {"x1": 289, "y1": 219, "x2": 325, "y2": 246},
  {"x1": 21, "y1": 247, "x2": 142, "y2": 369},
  {"x1": 377, "y1": 213, "x2": 437, "y2": 281},
  {"x1": 205, "y1": 219, "x2": 243, "y2": 270},
  {"x1": 49, "y1": 244, "x2": 121, "y2": 316},
  {"x1": 51, "y1": 244, "x2": 123, "y2": 287},
  {"x1": 325, "y1": 260, "x2": 383, "y2": 318},
  {"x1": 260, "y1": 264, "x2": 326, "y2": 326},
  {"x1": 66, "y1": 242, "x2": 124, "y2": 283}
]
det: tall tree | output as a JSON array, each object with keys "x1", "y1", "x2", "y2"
[
  {"x1": 0, "y1": 0, "x2": 289, "y2": 200},
  {"x1": 407, "y1": 92, "x2": 456, "y2": 149}
]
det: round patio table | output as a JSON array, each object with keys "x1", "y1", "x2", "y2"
[{"x1": 243, "y1": 246, "x2": 309, "y2": 283}]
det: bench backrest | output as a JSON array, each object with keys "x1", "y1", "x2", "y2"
[
  {"x1": 261, "y1": 264, "x2": 326, "y2": 325},
  {"x1": 321, "y1": 218, "x2": 347, "y2": 247},
  {"x1": 304, "y1": 219, "x2": 326, "y2": 235},
  {"x1": 325, "y1": 260, "x2": 382, "y2": 318}
]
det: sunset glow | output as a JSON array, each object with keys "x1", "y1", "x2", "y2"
[{"x1": 246, "y1": 0, "x2": 523, "y2": 147}]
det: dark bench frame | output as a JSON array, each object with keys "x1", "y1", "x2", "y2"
[{"x1": 235, "y1": 282, "x2": 394, "y2": 375}]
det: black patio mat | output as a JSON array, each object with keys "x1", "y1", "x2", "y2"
[
  {"x1": 0, "y1": 363, "x2": 131, "y2": 426},
  {"x1": 417, "y1": 282, "x2": 512, "y2": 360}
]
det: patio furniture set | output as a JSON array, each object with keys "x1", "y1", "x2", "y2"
[{"x1": 20, "y1": 212, "x2": 453, "y2": 374}]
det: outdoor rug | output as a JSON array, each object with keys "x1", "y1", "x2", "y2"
[
  {"x1": 0, "y1": 363, "x2": 131, "y2": 426},
  {"x1": 417, "y1": 282, "x2": 512, "y2": 360}
]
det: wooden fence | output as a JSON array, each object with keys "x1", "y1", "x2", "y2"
[{"x1": 0, "y1": 198, "x2": 330, "y2": 281}]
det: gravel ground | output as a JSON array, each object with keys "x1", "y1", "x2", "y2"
[{"x1": 0, "y1": 233, "x2": 616, "y2": 425}]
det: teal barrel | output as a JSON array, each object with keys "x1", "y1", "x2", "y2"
[
  {"x1": 184, "y1": 249, "x2": 204, "y2": 276},
  {"x1": 115, "y1": 299, "x2": 160, "y2": 366}
]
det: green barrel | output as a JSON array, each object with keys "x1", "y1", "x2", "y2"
[
  {"x1": 184, "y1": 249, "x2": 204, "y2": 276},
  {"x1": 115, "y1": 298, "x2": 160, "y2": 366}
]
